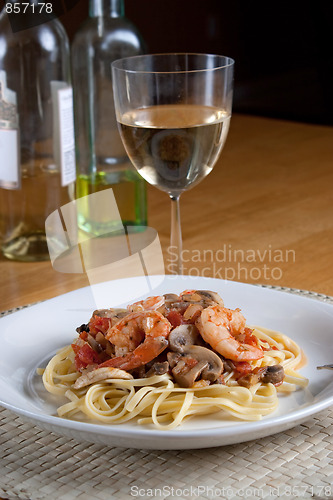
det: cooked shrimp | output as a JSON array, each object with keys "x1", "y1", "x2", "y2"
[
  {"x1": 101, "y1": 311, "x2": 171, "y2": 371},
  {"x1": 127, "y1": 295, "x2": 165, "y2": 312},
  {"x1": 196, "y1": 305, "x2": 264, "y2": 362}
]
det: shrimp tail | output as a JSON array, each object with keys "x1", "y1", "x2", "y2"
[{"x1": 99, "y1": 337, "x2": 169, "y2": 371}]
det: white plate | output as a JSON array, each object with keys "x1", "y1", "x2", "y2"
[{"x1": 1, "y1": 275, "x2": 333, "y2": 450}]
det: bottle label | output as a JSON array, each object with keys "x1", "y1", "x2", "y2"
[
  {"x1": 58, "y1": 86, "x2": 76, "y2": 186},
  {"x1": 51, "y1": 82, "x2": 76, "y2": 187},
  {"x1": 0, "y1": 70, "x2": 20, "y2": 189}
]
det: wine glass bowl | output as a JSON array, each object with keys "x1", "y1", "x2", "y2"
[{"x1": 112, "y1": 53, "x2": 234, "y2": 274}]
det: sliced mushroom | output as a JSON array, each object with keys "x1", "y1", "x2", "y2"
[
  {"x1": 222, "y1": 358, "x2": 235, "y2": 373},
  {"x1": 180, "y1": 290, "x2": 224, "y2": 307},
  {"x1": 167, "y1": 351, "x2": 183, "y2": 368},
  {"x1": 186, "y1": 346, "x2": 223, "y2": 382},
  {"x1": 237, "y1": 368, "x2": 265, "y2": 388},
  {"x1": 198, "y1": 290, "x2": 224, "y2": 305},
  {"x1": 171, "y1": 357, "x2": 208, "y2": 388},
  {"x1": 163, "y1": 293, "x2": 180, "y2": 305},
  {"x1": 158, "y1": 294, "x2": 180, "y2": 314},
  {"x1": 169, "y1": 346, "x2": 223, "y2": 388},
  {"x1": 93, "y1": 308, "x2": 128, "y2": 320},
  {"x1": 168, "y1": 324, "x2": 223, "y2": 387},
  {"x1": 168, "y1": 324, "x2": 202, "y2": 352},
  {"x1": 145, "y1": 361, "x2": 169, "y2": 377},
  {"x1": 261, "y1": 365, "x2": 285, "y2": 385},
  {"x1": 237, "y1": 364, "x2": 285, "y2": 388},
  {"x1": 73, "y1": 366, "x2": 133, "y2": 389}
]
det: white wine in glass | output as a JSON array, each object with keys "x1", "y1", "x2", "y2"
[{"x1": 112, "y1": 54, "x2": 234, "y2": 274}]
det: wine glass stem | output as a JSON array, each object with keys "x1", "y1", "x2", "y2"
[{"x1": 170, "y1": 195, "x2": 183, "y2": 275}]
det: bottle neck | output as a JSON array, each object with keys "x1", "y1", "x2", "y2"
[{"x1": 90, "y1": 0, "x2": 125, "y2": 18}]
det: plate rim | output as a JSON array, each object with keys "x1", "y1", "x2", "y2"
[{"x1": 1, "y1": 275, "x2": 333, "y2": 447}]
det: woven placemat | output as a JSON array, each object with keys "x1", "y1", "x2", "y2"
[{"x1": 1, "y1": 287, "x2": 333, "y2": 500}]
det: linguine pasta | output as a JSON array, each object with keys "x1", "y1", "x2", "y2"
[{"x1": 40, "y1": 321, "x2": 308, "y2": 430}]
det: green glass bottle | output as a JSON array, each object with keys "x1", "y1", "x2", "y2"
[{"x1": 72, "y1": 0, "x2": 147, "y2": 236}]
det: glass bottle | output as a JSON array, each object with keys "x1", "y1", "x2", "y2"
[
  {"x1": 0, "y1": 2, "x2": 76, "y2": 261},
  {"x1": 72, "y1": 0, "x2": 147, "y2": 236}
]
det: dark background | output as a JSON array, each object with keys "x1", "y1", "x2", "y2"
[{"x1": 2, "y1": 0, "x2": 333, "y2": 125}]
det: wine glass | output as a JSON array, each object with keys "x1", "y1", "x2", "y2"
[{"x1": 112, "y1": 53, "x2": 234, "y2": 274}]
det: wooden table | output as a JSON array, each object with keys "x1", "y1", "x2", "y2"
[{"x1": 0, "y1": 113, "x2": 332, "y2": 312}]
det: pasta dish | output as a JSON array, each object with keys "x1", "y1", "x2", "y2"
[{"x1": 40, "y1": 290, "x2": 308, "y2": 430}]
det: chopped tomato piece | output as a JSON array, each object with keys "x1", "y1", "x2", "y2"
[
  {"x1": 88, "y1": 316, "x2": 111, "y2": 336},
  {"x1": 79, "y1": 331, "x2": 88, "y2": 341},
  {"x1": 166, "y1": 310, "x2": 183, "y2": 328},
  {"x1": 261, "y1": 342, "x2": 278, "y2": 351},
  {"x1": 242, "y1": 327, "x2": 260, "y2": 348},
  {"x1": 72, "y1": 343, "x2": 100, "y2": 370},
  {"x1": 233, "y1": 361, "x2": 252, "y2": 379},
  {"x1": 71, "y1": 343, "x2": 80, "y2": 355}
]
